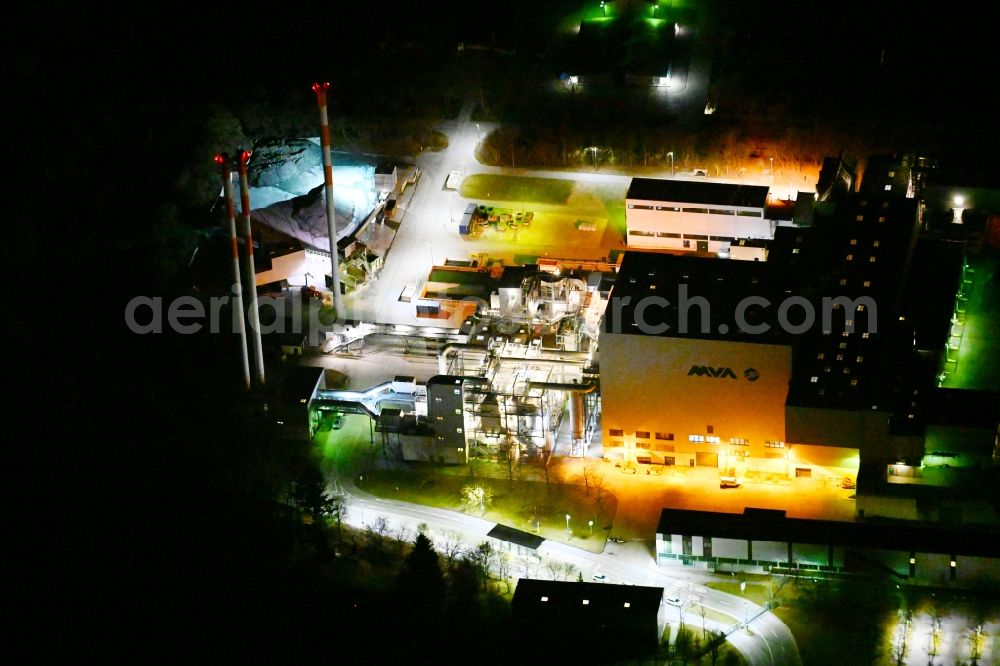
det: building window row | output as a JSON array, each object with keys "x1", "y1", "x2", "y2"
[
  {"x1": 729, "y1": 437, "x2": 749, "y2": 446},
  {"x1": 656, "y1": 432, "x2": 674, "y2": 441},
  {"x1": 765, "y1": 441, "x2": 785, "y2": 448},
  {"x1": 688, "y1": 435, "x2": 705, "y2": 443}
]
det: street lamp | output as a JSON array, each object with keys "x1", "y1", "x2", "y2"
[
  {"x1": 600, "y1": 1, "x2": 606, "y2": 17},
  {"x1": 589, "y1": 146, "x2": 598, "y2": 170},
  {"x1": 588, "y1": 519, "x2": 594, "y2": 535},
  {"x1": 565, "y1": 513, "x2": 571, "y2": 531},
  {"x1": 769, "y1": 156, "x2": 774, "y2": 177},
  {"x1": 743, "y1": 601, "x2": 750, "y2": 628},
  {"x1": 668, "y1": 151, "x2": 674, "y2": 178},
  {"x1": 475, "y1": 122, "x2": 481, "y2": 146},
  {"x1": 740, "y1": 581, "x2": 746, "y2": 596}
]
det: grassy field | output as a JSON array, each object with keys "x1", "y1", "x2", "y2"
[
  {"x1": 461, "y1": 174, "x2": 575, "y2": 205},
  {"x1": 360, "y1": 464, "x2": 617, "y2": 552},
  {"x1": 315, "y1": 414, "x2": 378, "y2": 476},
  {"x1": 706, "y1": 579, "x2": 774, "y2": 607}
]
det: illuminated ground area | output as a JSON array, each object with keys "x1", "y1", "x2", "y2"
[
  {"x1": 711, "y1": 577, "x2": 1000, "y2": 665},
  {"x1": 554, "y1": 459, "x2": 857, "y2": 544},
  {"x1": 459, "y1": 173, "x2": 627, "y2": 253},
  {"x1": 942, "y1": 254, "x2": 1000, "y2": 390}
]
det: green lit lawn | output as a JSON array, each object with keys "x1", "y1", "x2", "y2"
[
  {"x1": 315, "y1": 414, "x2": 377, "y2": 476},
  {"x1": 461, "y1": 174, "x2": 574, "y2": 205},
  {"x1": 706, "y1": 579, "x2": 774, "y2": 607},
  {"x1": 942, "y1": 255, "x2": 1000, "y2": 390},
  {"x1": 360, "y1": 464, "x2": 617, "y2": 552}
]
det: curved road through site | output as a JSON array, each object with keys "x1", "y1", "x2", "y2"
[{"x1": 334, "y1": 480, "x2": 800, "y2": 666}]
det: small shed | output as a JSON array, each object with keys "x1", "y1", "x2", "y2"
[{"x1": 375, "y1": 162, "x2": 398, "y2": 194}]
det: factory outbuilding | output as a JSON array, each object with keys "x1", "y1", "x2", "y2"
[
  {"x1": 656, "y1": 507, "x2": 1000, "y2": 588},
  {"x1": 511, "y1": 579, "x2": 667, "y2": 660},
  {"x1": 625, "y1": 178, "x2": 772, "y2": 255}
]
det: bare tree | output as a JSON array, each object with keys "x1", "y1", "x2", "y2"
[
  {"x1": 497, "y1": 552, "x2": 513, "y2": 593},
  {"x1": 328, "y1": 494, "x2": 345, "y2": 543},
  {"x1": 467, "y1": 541, "x2": 496, "y2": 591},
  {"x1": 366, "y1": 516, "x2": 390, "y2": 549},
  {"x1": 576, "y1": 460, "x2": 602, "y2": 496},
  {"x1": 440, "y1": 530, "x2": 464, "y2": 567},
  {"x1": 544, "y1": 559, "x2": 560, "y2": 581},
  {"x1": 560, "y1": 562, "x2": 577, "y2": 582},
  {"x1": 461, "y1": 485, "x2": 493, "y2": 516},
  {"x1": 523, "y1": 555, "x2": 541, "y2": 580},
  {"x1": 393, "y1": 524, "x2": 411, "y2": 554}
]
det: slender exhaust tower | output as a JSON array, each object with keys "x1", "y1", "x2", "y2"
[
  {"x1": 236, "y1": 149, "x2": 266, "y2": 386},
  {"x1": 216, "y1": 154, "x2": 251, "y2": 390},
  {"x1": 312, "y1": 81, "x2": 344, "y2": 316}
]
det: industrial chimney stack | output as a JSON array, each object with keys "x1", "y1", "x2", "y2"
[
  {"x1": 311, "y1": 81, "x2": 345, "y2": 317},
  {"x1": 215, "y1": 154, "x2": 251, "y2": 390},
  {"x1": 236, "y1": 150, "x2": 266, "y2": 386}
]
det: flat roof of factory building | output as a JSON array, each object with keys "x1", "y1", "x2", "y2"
[
  {"x1": 626, "y1": 178, "x2": 770, "y2": 209},
  {"x1": 603, "y1": 250, "x2": 805, "y2": 345},
  {"x1": 657, "y1": 507, "x2": 1000, "y2": 559},
  {"x1": 281, "y1": 365, "x2": 325, "y2": 405}
]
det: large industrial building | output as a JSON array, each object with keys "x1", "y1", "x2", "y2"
[
  {"x1": 599, "y1": 244, "x2": 808, "y2": 475},
  {"x1": 603, "y1": 177, "x2": 982, "y2": 486},
  {"x1": 604, "y1": 155, "x2": 1000, "y2": 525}
]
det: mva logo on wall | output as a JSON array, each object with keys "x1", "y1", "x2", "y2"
[
  {"x1": 687, "y1": 365, "x2": 761, "y2": 381},
  {"x1": 688, "y1": 365, "x2": 737, "y2": 379}
]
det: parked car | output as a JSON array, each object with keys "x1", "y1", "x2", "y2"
[
  {"x1": 621, "y1": 461, "x2": 637, "y2": 475},
  {"x1": 609, "y1": 536, "x2": 625, "y2": 544},
  {"x1": 666, "y1": 597, "x2": 683, "y2": 607},
  {"x1": 445, "y1": 170, "x2": 461, "y2": 189},
  {"x1": 330, "y1": 412, "x2": 344, "y2": 430},
  {"x1": 840, "y1": 477, "x2": 856, "y2": 489},
  {"x1": 719, "y1": 475, "x2": 741, "y2": 488},
  {"x1": 592, "y1": 573, "x2": 608, "y2": 582}
]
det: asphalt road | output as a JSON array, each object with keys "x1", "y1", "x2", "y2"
[{"x1": 335, "y1": 479, "x2": 801, "y2": 665}]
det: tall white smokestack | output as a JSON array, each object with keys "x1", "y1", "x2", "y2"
[
  {"x1": 236, "y1": 149, "x2": 266, "y2": 386},
  {"x1": 312, "y1": 81, "x2": 345, "y2": 317},
  {"x1": 215, "y1": 153, "x2": 251, "y2": 390}
]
